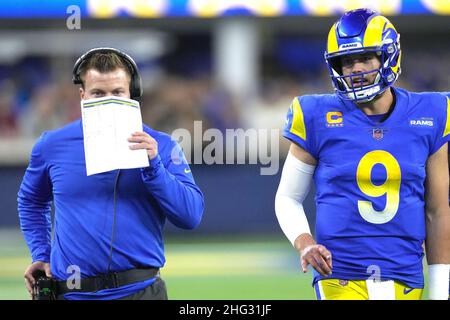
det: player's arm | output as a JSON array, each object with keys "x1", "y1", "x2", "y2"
[
  {"x1": 424, "y1": 142, "x2": 450, "y2": 300},
  {"x1": 275, "y1": 143, "x2": 332, "y2": 276}
]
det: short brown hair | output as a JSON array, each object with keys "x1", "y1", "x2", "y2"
[{"x1": 79, "y1": 52, "x2": 132, "y2": 87}]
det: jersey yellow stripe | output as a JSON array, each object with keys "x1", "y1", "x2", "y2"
[
  {"x1": 289, "y1": 98, "x2": 306, "y2": 141},
  {"x1": 444, "y1": 97, "x2": 450, "y2": 137}
]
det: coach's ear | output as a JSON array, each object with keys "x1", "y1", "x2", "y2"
[{"x1": 80, "y1": 87, "x2": 85, "y2": 100}]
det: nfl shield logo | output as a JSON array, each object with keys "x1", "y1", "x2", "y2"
[
  {"x1": 372, "y1": 128, "x2": 384, "y2": 140},
  {"x1": 339, "y1": 280, "x2": 349, "y2": 286}
]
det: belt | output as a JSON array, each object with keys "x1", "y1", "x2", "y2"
[{"x1": 56, "y1": 267, "x2": 160, "y2": 295}]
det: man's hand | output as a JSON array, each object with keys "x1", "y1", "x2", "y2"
[
  {"x1": 24, "y1": 261, "x2": 52, "y2": 299},
  {"x1": 128, "y1": 131, "x2": 158, "y2": 160},
  {"x1": 300, "y1": 244, "x2": 333, "y2": 276},
  {"x1": 294, "y1": 233, "x2": 332, "y2": 276}
]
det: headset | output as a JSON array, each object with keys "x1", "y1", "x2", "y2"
[{"x1": 72, "y1": 47, "x2": 143, "y2": 101}]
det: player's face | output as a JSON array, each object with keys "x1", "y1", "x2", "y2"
[
  {"x1": 80, "y1": 68, "x2": 131, "y2": 100},
  {"x1": 341, "y1": 53, "x2": 381, "y2": 89}
]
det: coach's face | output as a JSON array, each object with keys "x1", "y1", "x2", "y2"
[{"x1": 80, "y1": 68, "x2": 131, "y2": 100}]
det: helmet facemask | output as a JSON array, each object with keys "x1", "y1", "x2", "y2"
[{"x1": 327, "y1": 52, "x2": 383, "y2": 103}]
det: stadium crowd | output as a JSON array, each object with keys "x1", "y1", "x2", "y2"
[{"x1": 0, "y1": 48, "x2": 448, "y2": 156}]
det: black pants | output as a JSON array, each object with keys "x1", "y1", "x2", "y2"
[
  {"x1": 57, "y1": 277, "x2": 168, "y2": 300},
  {"x1": 119, "y1": 277, "x2": 168, "y2": 300}
]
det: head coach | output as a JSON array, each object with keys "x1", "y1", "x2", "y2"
[{"x1": 17, "y1": 47, "x2": 204, "y2": 300}]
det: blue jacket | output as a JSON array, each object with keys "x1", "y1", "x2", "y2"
[{"x1": 17, "y1": 119, "x2": 204, "y2": 299}]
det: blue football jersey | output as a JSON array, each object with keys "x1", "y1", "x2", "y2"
[{"x1": 283, "y1": 87, "x2": 450, "y2": 288}]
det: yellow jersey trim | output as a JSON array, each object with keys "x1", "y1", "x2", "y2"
[
  {"x1": 444, "y1": 96, "x2": 450, "y2": 137},
  {"x1": 289, "y1": 98, "x2": 306, "y2": 141}
]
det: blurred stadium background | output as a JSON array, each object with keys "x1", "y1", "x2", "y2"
[{"x1": 0, "y1": 0, "x2": 448, "y2": 300}]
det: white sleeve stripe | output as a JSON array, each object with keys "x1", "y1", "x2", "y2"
[
  {"x1": 428, "y1": 264, "x2": 450, "y2": 300},
  {"x1": 284, "y1": 151, "x2": 316, "y2": 174},
  {"x1": 275, "y1": 152, "x2": 315, "y2": 246},
  {"x1": 275, "y1": 195, "x2": 311, "y2": 246}
]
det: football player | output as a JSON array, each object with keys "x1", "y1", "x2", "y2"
[{"x1": 275, "y1": 8, "x2": 450, "y2": 300}]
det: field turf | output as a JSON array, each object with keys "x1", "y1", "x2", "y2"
[{"x1": 0, "y1": 229, "x2": 315, "y2": 300}]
